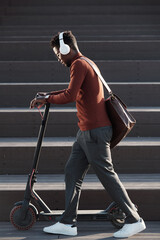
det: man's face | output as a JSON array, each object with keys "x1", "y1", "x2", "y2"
[{"x1": 53, "y1": 47, "x2": 71, "y2": 67}]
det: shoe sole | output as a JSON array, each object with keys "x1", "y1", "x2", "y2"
[{"x1": 43, "y1": 228, "x2": 77, "y2": 236}]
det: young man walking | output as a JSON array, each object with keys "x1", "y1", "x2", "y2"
[{"x1": 30, "y1": 31, "x2": 146, "y2": 238}]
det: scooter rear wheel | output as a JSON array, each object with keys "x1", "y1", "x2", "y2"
[
  {"x1": 10, "y1": 205, "x2": 37, "y2": 230},
  {"x1": 109, "y1": 204, "x2": 125, "y2": 229}
]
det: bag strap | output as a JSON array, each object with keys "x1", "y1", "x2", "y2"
[{"x1": 80, "y1": 57, "x2": 112, "y2": 95}]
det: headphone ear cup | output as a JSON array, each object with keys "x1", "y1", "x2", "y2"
[
  {"x1": 59, "y1": 44, "x2": 70, "y2": 55},
  {"x1": 59, "y1": 32, "x2": 70, "y2": 55}
]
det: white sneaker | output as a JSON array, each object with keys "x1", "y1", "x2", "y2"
[
  {"x1": 113, "y1": 218, "x2": 146, "y2": 238},
  {"x1": 43, "y1": 222, "x2": 77, "y2": 236}
]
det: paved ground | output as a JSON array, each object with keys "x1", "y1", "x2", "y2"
[{"x1": 0, "y1": 221, "x2": 159, "y2": 240}]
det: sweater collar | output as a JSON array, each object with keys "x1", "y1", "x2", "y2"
[{"x1": 71, "y1": 52, "x2": 83, "y2": 65}]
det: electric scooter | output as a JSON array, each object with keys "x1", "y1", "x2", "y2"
[{"x1": 10, "y1": 103, "x2": 126, "y2": 230}]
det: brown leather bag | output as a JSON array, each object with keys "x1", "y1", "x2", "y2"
[
  {"x1": 81, "y1": 57, "x2": 136, "y2": 149},
  {"x1": 105, "y1": 93, "x2": 136, "y2": 148}
]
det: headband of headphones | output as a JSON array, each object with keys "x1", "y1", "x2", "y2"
[{"x1": 59, "y1": 32, "x2": 70, "y2": 55}]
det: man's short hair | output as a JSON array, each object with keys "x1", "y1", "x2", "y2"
[{"x1": 50, "y1": 31, "x2": 78, "y2": 51}]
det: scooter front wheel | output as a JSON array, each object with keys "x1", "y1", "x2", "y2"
[{"x1": 10, "y1": 204, "x2": 37, "y2": 230}]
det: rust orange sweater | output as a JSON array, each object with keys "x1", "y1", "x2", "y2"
[{"x1": 48, "y1": 52, "x2": 111, "y2": 131}]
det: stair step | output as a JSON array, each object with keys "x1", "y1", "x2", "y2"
[
  {"x1": 0, "y1": 107, "x2": 159, "y2": 137},
  {"x1": 1, "y1": 0, "x2": 160, "y2": 6},
  {"x1": 1, "y1": 174, "x2": 160, "y2": 190},
  {"x1": 1, "y1": 60, "x2": 160, "y2": 83},
  {"x1": 1, "y1": 82, "x2": 160, "y2": 107},
  {"x1": 0, "y1": 173, "x2": 159, "y2": 221},
  {"x1": 1, "y1": 14, "x2": 160, "y2": 26},
  {"x1": 1, "y1": 41, "x2": 160, "y2": 61},
  {"x1": 2, "y1": 35, "x2": 160, "y2": 42},
  {"x1": 0, "y1": 137, "x2": 159, "y2": 174},
  {"x1": 2, "y1": 5, "x2": 160, "y2": 16},
  {"x1": 0, "y1": 25, "x2": 160, "y2": 38},
  {"x1": 0, "y1": 136, "x2": 160, "y2": 147}
]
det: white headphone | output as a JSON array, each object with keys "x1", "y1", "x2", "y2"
[{"x1": 59, "y1": 32, "x2": 70, "y2": 55}]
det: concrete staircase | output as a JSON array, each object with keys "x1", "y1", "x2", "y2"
[{"x1": 0, "y1": 0, "x2": 160, "y2": 222}]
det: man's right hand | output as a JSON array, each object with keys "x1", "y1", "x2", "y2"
[{"x1": 30, "y1": 97, "x2": 47, "y2": 109}]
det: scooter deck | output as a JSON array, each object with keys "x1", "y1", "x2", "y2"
[{"x1": 40, "y1": 210, "x2": 109, "y2": 221}]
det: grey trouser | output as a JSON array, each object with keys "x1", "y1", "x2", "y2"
[{"x1": 60, "y1": 126, "x2": 140, "y2": 225}]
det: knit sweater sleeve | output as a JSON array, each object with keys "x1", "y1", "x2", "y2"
[{"x1": 48, "y1": 59, "x2": 87, "y2": 104}]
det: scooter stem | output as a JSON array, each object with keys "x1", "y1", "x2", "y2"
[{"x1": 32, "y1": 103, "x2": 50, "y2": 172}]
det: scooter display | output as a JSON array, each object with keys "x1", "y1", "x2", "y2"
[{"x1": 10, "y1": 103, "x2": 126, "y2": 230}]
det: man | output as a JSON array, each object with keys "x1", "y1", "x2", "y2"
[{"x1": 30, "y1": 31, "x2": 146, "y2": 238}]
